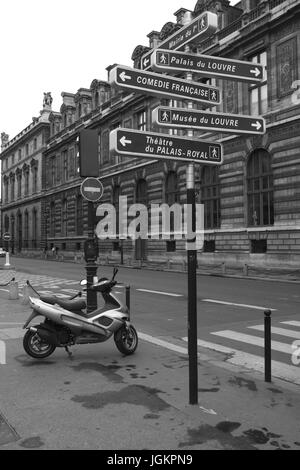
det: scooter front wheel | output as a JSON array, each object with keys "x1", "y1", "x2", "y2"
[
  {"x1": 23, "y1": 330, "x2": 56, "y2": 359},
  {"x1": 114, "y1": 325, "x2": 138, "y2": 355}
]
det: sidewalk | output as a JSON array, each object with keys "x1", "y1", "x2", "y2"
[{"x1": 0, "y1": 291, "x2": 299, "y2": 450}]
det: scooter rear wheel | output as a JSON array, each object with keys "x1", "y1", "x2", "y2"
[
  {"x1": 114, "y1": 325, "x2": 138, "y2": 355},
  {"x1": 23, "y1": 330, "x2": 56, "y2": 359}
]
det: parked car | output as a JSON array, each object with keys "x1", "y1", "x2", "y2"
[{"x1": 0, "y1": 248, "x2": 7, "y2": 257}]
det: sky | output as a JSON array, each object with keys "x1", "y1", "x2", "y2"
[{"x1": 0, "y1": 0, "x2": 241, "y2": 141}]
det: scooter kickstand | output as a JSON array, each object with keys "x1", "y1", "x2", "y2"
[{"x1": 65, "y1": 346, "x2": 73, "y2": 359}]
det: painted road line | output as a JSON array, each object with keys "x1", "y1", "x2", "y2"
[
  {"x1": 202, "y1": 299, "x2": 277, "y2": 311},
  {"x1": 211, "y1": 330, "x2": 292, "y2": 354},
  {"x1": 138, "y1": 332, "x2": 188, "y2": 355},
  {"x1": 249, "y1": 325, "x2": 300, "y2": 339},
  {"x1": 281, "y1": 321, "x2": 300, "y2": 328},
  {"x1": 182, "y1": 337, "x2": 300, "y2": 385},
  {"x1": 0, "y1": 328, "x2": 24, "y2": 340},
  {"x1": 137, "y1": 289, "x2": 183, "y2": 297}
]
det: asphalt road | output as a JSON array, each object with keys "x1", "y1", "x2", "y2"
[{"x1": 4, "y1": 256, "x2": 300, "y2": 372}]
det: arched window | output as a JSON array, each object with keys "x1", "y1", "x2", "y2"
[
  {"x1": 247, "y1": 149, "x2": 274, "y2": 226},
  {"x1": 76, "y1": 195, "x2": 83, "y2": 236},
  {"x1": 201, "y1": 166, "x2": 220, "y2": 229},
  {"x1": 95, "y1": 91, "x2": 99, "y2": 108}
]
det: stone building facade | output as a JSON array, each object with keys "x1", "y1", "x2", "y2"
[
  {"x1": 0, "y1": 95, "x2": 51, "y2": 254},
  {"x1": 2, "y1": 0, "x2": 300, "y2": 268}
]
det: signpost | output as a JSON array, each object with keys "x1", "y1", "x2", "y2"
[
  {"x1": 109, "y1": 65, "x2": 221, "y2": 105},
  {"x1": 150, "y1": 49, "x2": 265, "y2": 83},
  {"x1": 152, "y1": 106, "x2": 266, "y2": 135},
  {"x1": 80, "y1": 178, "x2": 104, "y2": 203},
  {"x1": 110, "y1": 128, "x2": 223, "y2": 165},
  {"x1": 141, "y1": 11, "x2": 218, "y2": 71}
]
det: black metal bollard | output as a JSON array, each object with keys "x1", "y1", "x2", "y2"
[
  {"x1": 126, "y1": 286, "x2": 130, "y2": 320},
  {"x1": 264, "y1": 309, "x2": 272, "y2": 383}
]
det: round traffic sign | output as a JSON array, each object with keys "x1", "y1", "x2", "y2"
[
  {"x1": 80, "y1": 178, "x2": 104, "y2": 202},
  {"x1": 3, "y1": 232, "x2": 11, "y2": 241}
]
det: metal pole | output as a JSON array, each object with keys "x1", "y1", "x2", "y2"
[
  {"x1": 264, "y1": 309, "x2": 272, "y2": 383},
  {"x1": 126, "y1": 286, "x2": 130, "y2": 320},
  {"x1": 86, "y1": 201, "x2": 98, "y2": 313},
  {"x1": 185, "y1": 35, "x2": 198, "y2": 405}
]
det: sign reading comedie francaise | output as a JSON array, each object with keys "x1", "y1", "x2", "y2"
[
  {"x1": 110, "y1": 128, "x2": 223, "y2": 165},
  {"x1": 151, "y1": 49, "x2": 265, "y2": 83},
  {"x1": 152, "y1": 107, "x2": 266, "y2": 135},
  {"x1": 109, "y1": 66, "x2": 221, "y2": 105},
  {"x1": 141, "y1": 11, "x2": 218, "y2": 70}
]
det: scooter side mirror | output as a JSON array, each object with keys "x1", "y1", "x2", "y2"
[{"x1": 80, "y1": 279, "x2": 87, "y2": 287}]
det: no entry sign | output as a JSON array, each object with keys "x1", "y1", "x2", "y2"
[
  {"x1": 110, "y1": 128, "x2": 223, "y2": 165},
  {"x1": 80, "y1": 178, "x2": 104, "y2": 202},
  {"x1": 2, "y1": 233, "x2": 11, "y2": 241}
]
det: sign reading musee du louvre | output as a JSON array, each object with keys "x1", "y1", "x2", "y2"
[
  {"x1": 152, "y1": 107, "x2": 266, "y2": 135},
  {"x1": 109, "y1": 65, "x2": 221, "y2": 105},
  {"x1": 110, "y1": 128, "x2": 223, "y2": 165}
]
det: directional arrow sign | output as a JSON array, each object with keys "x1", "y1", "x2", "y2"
[
  {"x1": 110, "y1": 128, "x2": 223, "y2": 165},
  {"x1": 80, "y1": 178, "x2": 104, "y2": 202},
  {"x1": 141, "y1": 11, "x2": 218, "y2": 71},
  {"x1": 151, "y1": 49, "x2": 265, "y2": 83},
  {"x1": 152, "y1": 107, "x2": 266, "y2": 135},
  {"x1": 109, "y1": 65, "x2": 221, "y2": 105}
]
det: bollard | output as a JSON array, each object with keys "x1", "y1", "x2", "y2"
[
  {"x1": 222, "y1": 262, "x2": 226, "y2": 275},
  {"x1": 125, "y1": 286, "x2": 130, "y2": 319},
  {"x1": 243, "y1": 264, "x2": 248, "y2": 276},
  {"x1": 264, "y1": 309, "x2": 272, "y2": 383},
  {"x1": 21, "y1": 283, "x2": 31, "y2": 305},
  {"x1": 9, "y1": 280, "x2": 19, "y2": 300},
  {"x1": 4, "y1": 252, "x2": 11, "y2": 268}
]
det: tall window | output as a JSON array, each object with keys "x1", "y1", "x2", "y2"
[
  {"x1": 137, "y1": 110, "x2": 147, "y2": 131},
  {"x1": 76, "y1": 195, "x2": 83, "y2": 235},
  {"x1": 61, "y1": 199, "x2": 68, "y2": 236},
  {"x1": 51, "y1": 156, "x2": 56, "y2": 186},
  {"x1": 113, "y1": 185, "x2": 121, "y2": 238},
  {"x1": 18, "y1": 149, "x2": 22, "y2": 160},
  {"x1": 101, "y1": 130, "x2": 109, "y2": 163},
  {"x1": 201, "y1": 166, "x2": 221, "y2": 229},
  {"x1": 24, "y1": 211, "x2": 29, "y2": 248},
  {"x1": 247, "y1": 149, "x2": 274, "y2": 226},
  {"x1": 33, "y1": 166, "x2": 38, "y2": 193},
  {"x1": 165, "y1": 171, "x2": 179, "y2": 250},
  {"x1": 249, "y1": 51, "x2": 267, "y2": 115},
  {"x1": 17, "y1": 171, "x2": 22, "y2": 198},
  {"x1": 50, "y1": 202, "x2": 56, "y2": 237},
  {"x1": 10, "y1": 175, "x2": 15, "y2": 201},
  {"x1": 63, "y1": 150, "x2": 68, "y2": 181},
  {"x1": 32, "y1": 208, "x2": 37, "y2": 248},
  {"x1": 24, "y1": 168, "x2": 29, "y2": 195}
]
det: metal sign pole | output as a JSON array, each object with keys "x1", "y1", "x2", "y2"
[{"x1": 185, "y1": 43, "x2": 198, "y2": 406}]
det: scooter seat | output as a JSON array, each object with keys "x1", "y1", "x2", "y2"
[{"x1": 40, "y1": 295, "x2": 87, "y2": 312}]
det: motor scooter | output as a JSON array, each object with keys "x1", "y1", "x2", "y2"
[{"x1": 22, "y1": 268, "x2": 138, "y2": 359}]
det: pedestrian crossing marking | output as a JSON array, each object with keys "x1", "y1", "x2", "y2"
[
  {"x1": 201, "y1": 299, "x2": 277, "y2": 311},
  {"x1": 249, "y1": 325, "x2": 300, "y2": 339},
  {"x1": 281, "y1": 321, "x2": 300, "y2": 328},
  {"x1": 181, "y1": 337, "x2": 300, "y2": 385},
  {"x1": 211, "y1": 330, "x2": 292, "y2": 354}
]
